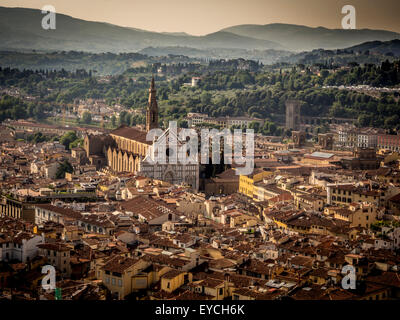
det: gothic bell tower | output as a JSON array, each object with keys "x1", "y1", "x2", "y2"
[{"x1": 146, "y1": 76, "x2": 159, "y2": 132}]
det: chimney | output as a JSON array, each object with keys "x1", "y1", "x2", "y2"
[{"x1": 224, "y1": 272, "x2": 230, "y2": 283}]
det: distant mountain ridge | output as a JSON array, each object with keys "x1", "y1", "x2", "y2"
[
  {"x1": 0, "y1": 6, "x2": 399, "y2": 54},
  {"x1": 0, "y1": 7, "x2": 280, "y2": 52},
  {"x1": 222, "y1": 23, "x2": 400, "y2": 51}
]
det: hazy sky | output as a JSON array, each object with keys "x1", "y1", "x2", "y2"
[{"x1": 2, "y1": 0, "x2": 400, "y2": 35}]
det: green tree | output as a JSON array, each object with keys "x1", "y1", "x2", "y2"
[
  {"x1": 248, "y1": 121, "x2": 260, "y2": 133},
  {"x1": 178, "y1": 119, "x2": 188, "y2": 128},
  {"x1": 60, "y1": 131, "x2": 78, "y2": 150},
  {"x1": 81, "y1": 111, "x2": 92, "y2": 124},
  {"x1": 69, "y1": 138, "x2": 83, "y2": 149},
  {"x1": 384, "y1": 114, "x2": 400, "y2": 129},
  {"x1": 27, "y1": 132, "x2": 48, "y2": 144},
  {"x1": 111, "y1": 115, "x2": 117, "y2": 127},
  {"x1": 119, "y1": 111, "x2": 128, "y2": 126},
  {"x1": 201, "y1": 92, "x2": 212, "y2": 105},
  {"x1": 56, "y1": 160, "x2": 73, "y2": 179}
]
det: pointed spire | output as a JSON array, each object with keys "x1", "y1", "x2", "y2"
[
  {"x1": 146, "y1": 77, "x2": 158, "y2": 132},
  {"x1": 148, "y1": 76, "x2": 157, "y2": 104}
]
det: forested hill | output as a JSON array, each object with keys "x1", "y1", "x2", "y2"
[
  {"x1": 1, "y1": 59, "x2": 399, "y2": 132},
  {"x1": 323, "y1": 60, "x2": 400, "y2": 87},
  {"x1": 281, "y1": 40, "x2": 400, "y2": 66},
  {"x1": 222, "y1": 23, "x2": 400, "y2": 51}
]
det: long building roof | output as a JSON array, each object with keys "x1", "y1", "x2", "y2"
[{"x1": 110, "y1": 126, "x2": 152, "y2": 145}]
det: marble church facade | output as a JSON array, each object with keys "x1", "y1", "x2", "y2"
[{"x1": 84, "y1": 78, "x2": 200, "y2": 190}]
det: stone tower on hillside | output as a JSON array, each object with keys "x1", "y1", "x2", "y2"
[{"x1": 285, "y1": 100, "x2": 301, "y2": 131}]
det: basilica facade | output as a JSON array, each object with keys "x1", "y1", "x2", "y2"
[
  {"x1": 139, "y1": 126, "x2": 200, "y2": 191},
  {"x1": 84, "y1": 78, "x2": 200, "y2": 190}
]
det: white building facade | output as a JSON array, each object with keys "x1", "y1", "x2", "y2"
[{"x1": 139, "y1": 128, "x2": 200, "y2": 190}]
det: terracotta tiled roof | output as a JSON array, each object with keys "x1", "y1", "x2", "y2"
[
  {"x1": 120, "y1": 195, "x2": 178, "y2": 221},
  {"x1": 162, "y1": 269, "x2": 185, "y2": 279},
  {"x1": 34, "y1": 204, "x2": 82, "y2": 219},
  {"x1": 37, "y1": 242, "x2": 71, "y2": 252},
  {"x1": 110, "y1": 126, "x2": 151, "y2": 145},
  {"x1": 101, "y1": 256, "x2": 140, "y2": 273}
]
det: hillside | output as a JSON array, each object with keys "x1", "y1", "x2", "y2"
[
  {"x1": 222, "y1": 23, "x2": 400, "y2": 51},
  {"x1": 348, "y1": 39, "x2": 400, "y2": 56},
  {"x1": 0, "y1": 7, "x2": 280, "y2": 52},
  {"x1": 280, "y1": 39, "x2": 400, "y2": 65},
  {"x1": 1, "y1": 6, "x2": 400, "y2": 62}
]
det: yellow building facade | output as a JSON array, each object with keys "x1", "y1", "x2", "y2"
[{"x1": 239, "y1": 169, "x2": 274, "y2": 198}]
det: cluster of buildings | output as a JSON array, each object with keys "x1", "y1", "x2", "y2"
[
  {"x1": 0, "y1": 81, "x2": 400, "y2": 301},
  {"x1": 182, "y1": 77, "x2": 202, "y2": 87},
  {"x1": 284, "y1": 100, "x2": 400, "y2": 153},
  {"x1": 3, "y1": 119, "x2": 105, "y2": 142},
  {"x1": 186, "y1": 113, "x2": 264, "y2": 129},
  {"x1": 73, "y1": 99, "x2": 128, "y2": 123},
  {"x1": 83, "y1": 78, "x2": 200, "y2": 190}
]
